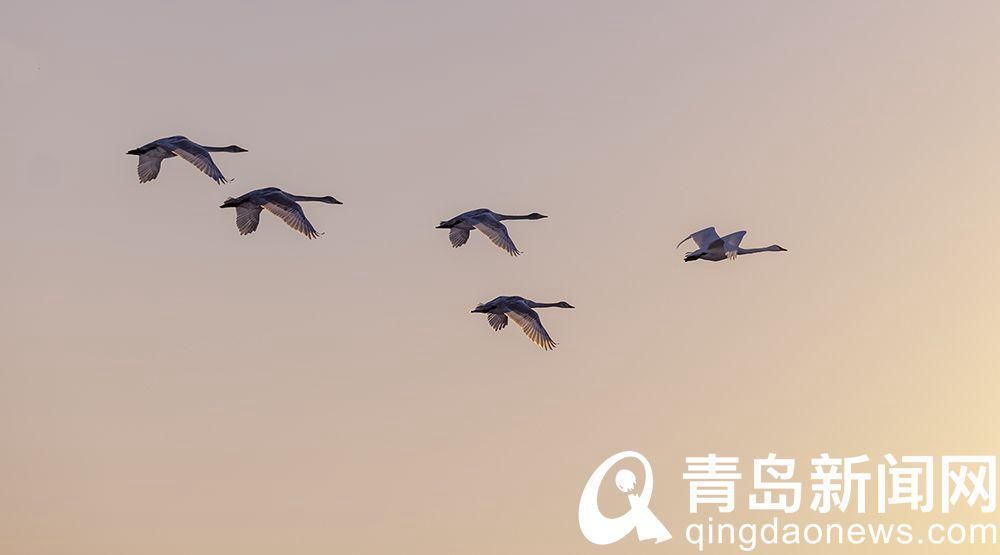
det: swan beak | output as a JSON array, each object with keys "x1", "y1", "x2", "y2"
[{"x1": 566, "y1": 304, "x2": 575, "y2": 309}]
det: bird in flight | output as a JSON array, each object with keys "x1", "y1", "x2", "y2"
[
  {"x1": 677, "y1": 227, "x2": 786, "y2": 262},
  {"x1": 471, "y1": 295, "x2": 574, "y2": 350},
  {"x1": 437, "y1": 208, "x2": 547, "y2": 256},
  {"x1": 126, "y1": 135, "x2": 247, "y2": 184},
  {"x1": 220, "y1": 187, "x2": 342, "y2": 239}
]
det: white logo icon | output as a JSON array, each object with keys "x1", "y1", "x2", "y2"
[{"x1": 579, "y1": 450, "x2": 672, "y2": 545}]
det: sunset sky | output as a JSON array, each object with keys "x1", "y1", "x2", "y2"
[{"x1": 3, "y1": 2, "x2": 1000, "y2": 553}]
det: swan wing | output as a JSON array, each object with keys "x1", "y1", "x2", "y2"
[
  {"x1": 506, "y1": 303, "x2": 556, "y2": 350},
  {"x1": 708, "y1": 231, "x2": 746, "y2": 259},
  {"x1": 473, "y1": 216, "x2": 520, "y2": 256},
  {"x1": 136, "y1": 153, "x2": 164, "y2": 183},
  {"x1": 721, "y1": 231, "x2": 746, "y2": 252},
  {"x1": 449, "y1": 227, "x2": 471, "y2": 248},
  {"x1": 169, "y1": 139, "x2": 228, "y2": 184},
  {"x1": 677, "y1": 227, "x2": 720, "y2": 249},
  {"x1": 235, "y1": 205, "x2": 262, "y2": 235},
  {"x1": 487, "y1": 312, "x2": 508, "y2": 331},
  {"x1": 262, "y1": 198, "x2": 321, "y2": 239}
]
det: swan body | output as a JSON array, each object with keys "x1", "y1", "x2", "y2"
[
  {"x1": 677, "y1": 227, "x2": 786, "y2": 262},
  {"x1": 471, "y1": 295, "x2": 574, "y2": 350},
  {"x1": 220, "y1": 187, "x2": 342, "y2": 239},
  {"x1": 437, "y1": 208, "x2": 547, "y2": 256},
  {"x1": 126, "y1": 135, "x2": 247, "y2": 184}
]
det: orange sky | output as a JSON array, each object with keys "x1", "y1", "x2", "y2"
[{"x1": 3, "y1": 2, "x2": 1000, "y2": 553}]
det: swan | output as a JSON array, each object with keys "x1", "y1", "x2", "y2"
[
  {"x1": 220, "y1": 187, "x2": 342, "y2": 239},
  {"x1": 437, "y1": 208, "x2": 547, "y2": 256},
  {"x1": 126, "y1": 136, "x2": 247, "y2": 184},
  {"x1": 471, "y1": 296, "x2": 574, "y2": 350},
  {"x1": 677, "y1": 227, "x2": 786, "y2": 262}
]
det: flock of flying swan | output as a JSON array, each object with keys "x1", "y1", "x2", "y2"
[{"x1": 127, "y1": 134, "x2": 787, "y2": 350}]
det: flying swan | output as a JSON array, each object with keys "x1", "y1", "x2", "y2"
[
  {"x1": 126, "y1": 135, "x2": 247, "y2": 184},
  {"x1": 677, "y1": 227, "x2": 786, "y2": 262},
  {"x1": 471, "y1": 296, "x2": 574, "y2": 350},
  {"x1": 220, "y1": 187, "x2": 342, "y2": 239},
  {"x1": 437, "y1": 208, "x2": 547, "y2": 256}
]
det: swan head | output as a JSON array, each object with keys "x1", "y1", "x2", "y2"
[
  {"x1": 769, "y1": 244, "x2": 787, "y2": 252},
  {"x1": 321, "y1": 196, "x2": 343, "y2": 204},
  {"x1": 555, "y1": 301, "x2": 574, "y2": 309},
  {"x1": 436, "y1": 218, "x2": 457, "y2": 229},
  {"x1": 527, "y1": 212, "x2": 547, "y2": 220},
  {"x1": 227, "y1": 145, "x2": 249, "y2": 153},
  {"x1": 470, "y1": 304, "x2": 488, "y2": 313}
]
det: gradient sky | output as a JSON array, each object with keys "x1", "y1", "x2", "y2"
[{"x1": 3, "y1": 1, "x2": 1000, "y2": 553}]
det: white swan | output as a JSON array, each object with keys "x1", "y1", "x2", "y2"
[
  {"x1": 437, "y1": 208, "x2": 547, "y2": 256},
  {"x1": 471, "y1": 296, "x2": 574, "y2": 350},
  {"x1": 220, "y1": 187, "x2": 342, "y2": 239},
  {"x1": 677, "y1": 227, "x2": 786, "y2": 262},
  {"x1": 126, "y1": 136, "x2": 247, "y2": 184}
]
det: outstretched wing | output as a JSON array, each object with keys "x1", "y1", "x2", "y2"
[
  {"x1": 262, "y1": 198, "x2": 321, "y2": 239},
  {"x1": 677, "y1": 227, "x2": 721, "y2": 249},
  {"x1": 235, "y1": 205, "x2": 262, "y2": 235},
  {"x1": 506, "y1": 303, "x2": 556, "y2": 350},
  {"x1": 472, "y1": 215, "x2": 520, "y2": 256},
  {"x1": 487, "y1": 312, "x2": 508, "y2": 331},
  {"x1": 449, "y1": 227, "x2": 471, "y2": 248},
  {"x1": 136, "y1": 154, "x2": 163, "y2": 183},
  {"x1": 706, "y1": 231, "x2": 746, "y2": 259},
  {"x1": 169, "y1": 139, "x2": 228, "y2": 184},
  {"x1": 721, "y1": 231, "x2": 746, "y2": 253}
]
